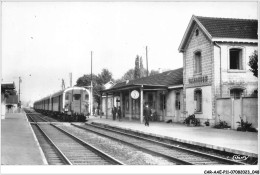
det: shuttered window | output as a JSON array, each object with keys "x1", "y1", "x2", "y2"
[
  {"x1": 194, "y1": 89, "x2": 202, "y2": 112},
  {"x1": 194, "y1": 52, "x2": 202, "y2": 74}
]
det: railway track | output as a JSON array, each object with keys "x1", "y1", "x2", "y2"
[
  {"x1": 69, "y1": 123, "x2": 246, "y2": 165},
  {"x1": 25, "y1": 109, "x2": 59, "y2": 122},
  {"x1": 31, "y1": 123, "x2": 71, "y2": 165},
  {"x1": 27, "y1": 113, "x2": 48, "y2": 122},
  {"x1": 34, "y1": 123, "x2": 123, "y2": 165}
]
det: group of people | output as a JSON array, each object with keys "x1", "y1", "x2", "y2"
[
  {"x1": 112, "y1": 106, "x2": 122, "y2": 121},
  {"x1": 111, "y1": 103, "x2": 152, "y2": 126}
]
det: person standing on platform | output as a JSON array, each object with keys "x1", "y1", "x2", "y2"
[
  {"x1": 144, "y1": 103, "x2": 151, "y2": 126},
  {"x1": 117, "y1": 106, "x2": 121, "y2": 121},
  {"x1": 112, "y1": 106, "x2": 117, "y2": 120}
]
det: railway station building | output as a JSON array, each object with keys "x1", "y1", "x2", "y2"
[
  {"x1": 101, "y1": 68, "x2": 184, "y2": 123},
  {"x1": 178, "y1": 16, "x2": 258, "y2": 128},
  {"x1": 101, "y1": 15, "x2": 258, "y2": 129},
  {"x1": 1, "y1": 82, "x2": 18, "y2": 119}
]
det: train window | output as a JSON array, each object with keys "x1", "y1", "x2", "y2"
[
  {"x1": 65, "y1": 94, "x2": 69, "y2": 100},
  {"x1": 85, "y1": 94, "x2": 89, "y2": 100},
  {"x1": 73, "y1": 94, "x2": 81, "y2": 100}
]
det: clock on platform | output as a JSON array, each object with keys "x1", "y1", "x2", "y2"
[{"x1": 131, "y1": 90, "x2": 139, "y2": 99}]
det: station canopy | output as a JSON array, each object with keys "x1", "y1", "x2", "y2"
[{"x1": 102, "y1": 68, "x2": 183, "y2": 94}]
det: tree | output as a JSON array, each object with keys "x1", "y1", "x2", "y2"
[
  {"x1": 76, "y1": 69, "x2": 114, "y2": 107},
  {"x1": 117, "y1": 69, "x2": 135, "y2": 82},
  {"x1": 134, "y1": 55, "x2": 141, "y2": 79},
  {"x1": 97, "y1": 68, "x2": 113, "y2": 85},
  {"x1": 248, "y1": 50, "x2": 258, "y2": 77}
]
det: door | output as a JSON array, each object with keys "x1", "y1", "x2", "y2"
[
  {"x1": 160, "y1": 93, "x2": 166, "y2": 121},
  {"x1": 175, "y1": 92, "x2": 181, "y2": 122}
]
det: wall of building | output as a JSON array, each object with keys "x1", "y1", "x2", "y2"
[
  {"x1": 213, "y1": 43, "x2": 258, "y2": 97},
  {"x1": 216, "y1": 97, "x2": 258, "y2": 129},
  {"x1": 183, "y1": 24, "x2": 214, "y2": 122},
  {"x1": 242, "y1": 97, "x2": 258, "y2": 128},
  {"x1": 186, "y1": 85, "x2": 213, "y2": 122},
  {"x1": 166, "y1": 89, "x2": 183, "y2": 122},
  {"x1": 101, "y1": 95, "x2": 113, "y2": 118},
  {"x1": 1, "y1": 94, "x2": 6, "y2": 119},
  {"x1": 183, "y1": 24, "x2": 213, "y2": 86},
  {"x1": 216, "y1": 98, "x2": 232, "y2": 126}
]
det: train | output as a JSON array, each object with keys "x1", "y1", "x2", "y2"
[{"x1": 34, "y1": 86, "x2": 90, "y2": 121}]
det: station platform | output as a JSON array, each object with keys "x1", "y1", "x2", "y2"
[
  {"x1": 86, "y1": 116, "x2": 258, "y2": 158},
  {"x1": 1, "y1": 112, "x2": 47, "y2": 165}
]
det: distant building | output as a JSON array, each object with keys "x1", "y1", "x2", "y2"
[
  {"x1": 103, "y1": 81, "x2": 115, "y2": 90},
  {"x1": 179, "y1": 15, "x2": 258, "y2": 127},
  {"x1": 1, "y1": 81, "x2": 17, "y2": 119}
]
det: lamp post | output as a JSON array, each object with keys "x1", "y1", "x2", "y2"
[
  {"x1": 18, "y1": 77, "x2": 21, "y2": 108},
  {"x1": 16, "y1": 74, "x2": 31, "y2": 109}
]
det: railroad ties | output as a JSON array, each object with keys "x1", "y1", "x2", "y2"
[
  {"x1": 24, "y1": 109, "x2": 251, "y2": 165},
  {"x1": 24, "y1": 109, "x2": 123, "y2": 165},
  {"x1": 70, "y1": 123, "x2": 248, "y2": 165}
]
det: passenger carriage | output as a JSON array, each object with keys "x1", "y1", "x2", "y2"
[{"x1": 34, "y1": 87, "x2": 90, "y2": 121}]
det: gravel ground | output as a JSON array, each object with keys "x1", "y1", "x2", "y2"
[{"x1": 55, "y1": 123, "x2": 176, "y2": 165}]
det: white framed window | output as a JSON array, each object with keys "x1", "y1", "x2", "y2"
[
  {"x1": 194, "y1": 88, "x2": 202, "y2": 113},
  {"x1": 228, "y1": 47, "x2": 246, "y2": 72},
  {"x1": 195, "y1": 29, "x2": 199, "y2": 36},
  {"x1": 194, "y1": 51, "x2": 202, "y2": 74},
  {"x1": 230, "y1": 48, "x2": 243, "y2": 70}
]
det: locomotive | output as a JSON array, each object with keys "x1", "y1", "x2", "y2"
[{"x1": 34, "y1": 86, "x2": 90, "y2": 121}]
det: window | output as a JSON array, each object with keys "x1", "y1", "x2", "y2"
[
  {"x1": 194, "y1": 89, "x2": 202, "y2": 113},
  {"x1": 126, "y1": 96, "x2": 129, "y2": 111},
  {"x1": 230, "y1": 89, "x2": 243, "y2": 99},
  {"x1": 160, "y1": 94, "x2": 166, "y2": 110},
  {"x1": 229, "y1": 48, "x2": 243, "y2": 70},
  {"x1": 194, "y1": 52, "x2": 202, "y2": 74},
  {"x1": 65, "y1": 94, "x2": 69, "y2": 100},
  {"x1": 195, "y1": 29, "x2": 199, "y2": 36},
  {"x1": 85, "y1": 94, "x2": 89, "y2": 100},
  {"x1": 175, "y1": 92, "x2": 180, "y2": 110},
  {"x1": 148, "y1": 93, "x2": 155, "y2": 108},
  {"x1": 73, "y1": 94, "x2": 81, "y2": 100}
]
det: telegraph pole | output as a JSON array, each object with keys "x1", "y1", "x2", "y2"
[
  {"x1": 90, "y1": 51, "x2": 93, "y2": 116},
  {"x1": 146, "y1": 46, "x2": 149, "y2": 77},
  {"x1": 69, "y1": 73, "x2": 72, "y2": 87}
]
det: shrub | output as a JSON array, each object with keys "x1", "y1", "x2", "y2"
[
  {"x1": 183, "y1": 114, "x2": 200, "y2": 126},
  {"x1": 214, "y1": 120, "x2": 230, "y2": 129},
  {"x1": 236, "y1": 118, "x2": 257, "y2": 132}
]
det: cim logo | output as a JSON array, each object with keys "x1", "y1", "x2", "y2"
[{"x1": 232, "y1": 155, "x2": 249, "y2": 160}]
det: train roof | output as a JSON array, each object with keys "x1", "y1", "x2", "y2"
[{"x1": 33, "y1": 86, "x2": 90, "y2": 104}]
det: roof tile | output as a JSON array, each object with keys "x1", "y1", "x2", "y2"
[
  {"x1": 108, "y1": 68, "x2": 183, "y2": 90},
  {"x1": 196, "y1": 16, "x2": 258, "y2": 39}
]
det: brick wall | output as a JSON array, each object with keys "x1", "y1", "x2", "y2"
[
  {"x1": 183, "y1": 24, "x2": 214, "y2": 121},
  {"x1": 183, "y1": 24, "x2": 213, "y2": 85}
]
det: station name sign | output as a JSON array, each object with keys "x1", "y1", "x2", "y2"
[{"x1": 188, "y1": 75, "x2": 208, "y2": 84}]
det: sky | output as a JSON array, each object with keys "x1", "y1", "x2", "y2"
[{"x1": 1, "y1": 1, "x2": 258, "y2": 104}]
